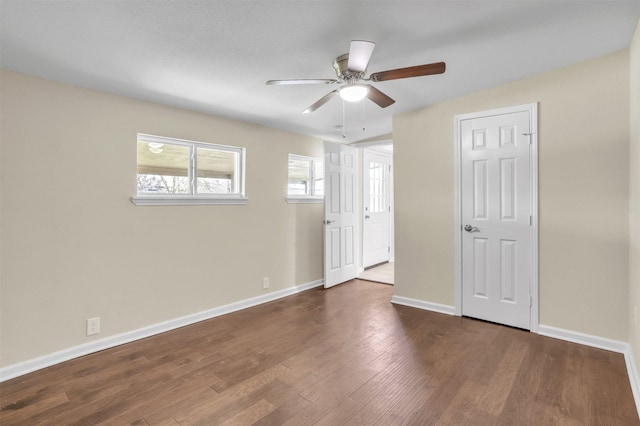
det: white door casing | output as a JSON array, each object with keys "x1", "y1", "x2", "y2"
[
  {"x1": 324, "y1": 142, "x2": 359, "y2": 288},
  {"x1": 455, "y1": 104, "x2": 538, "y2": 330},
  {"x1": 363, "y1": 150, "x2": 391, "y2": 268}
]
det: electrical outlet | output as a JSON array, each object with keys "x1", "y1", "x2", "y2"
[
  {"x1": 87, "y1": 317, "x2": 100, "y2": 336},
  {"x1": 262, "y1": 277, "x2": 270, "y2": 289}
]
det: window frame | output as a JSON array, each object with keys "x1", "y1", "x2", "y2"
[
  {"x1": 132, "y1": 133, "x2": 247, "y2": 206},
  {"x1": 286, "y1": 154, "x2": 324, "y2": 204}
]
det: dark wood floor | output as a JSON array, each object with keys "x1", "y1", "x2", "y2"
[{"x1": 1, "y1": 280, "x2": 638, "y2": 425}]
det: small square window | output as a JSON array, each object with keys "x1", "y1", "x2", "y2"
[
  {"x1": 136, "y1": 143, "x2": 190, "y2": 194},
  {"x1": 287, "y1": 154, "x2": 323, "y2": 203},
  {"x1": 196, "y1": 147, "x2": 238, "y2": 194}
]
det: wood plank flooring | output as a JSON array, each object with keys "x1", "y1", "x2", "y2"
[{"x1": 1, "y1": 280, "x2": 638, "y2": 425}]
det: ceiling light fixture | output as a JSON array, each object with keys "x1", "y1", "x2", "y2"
[
  {"x1": 339, "y1": 84, "x2": 368, "y2": 102},
  {"x1": 148, "y1": 142, "x2": 164, "y2": 154}
]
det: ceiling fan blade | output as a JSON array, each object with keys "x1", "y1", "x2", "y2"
[
  {"x1": 266, "y1": 79, "x2": 338, "y2": 85},
  {"x1": 366, "y1": 85, "x2": 395, "y2": 108},
  {"x1": 303, "y1": 90, "x2": 339, "y2": 114},
  {"x1": 370, "y1": 62, "x2": 446, "y2": 82},
  {"x1": 347, "y1": 40, "x2": 375, "y2": 73}
]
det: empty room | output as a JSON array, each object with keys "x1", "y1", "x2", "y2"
[{"x1": 1, "y1": 1, "x2": 640, "y2": 424}]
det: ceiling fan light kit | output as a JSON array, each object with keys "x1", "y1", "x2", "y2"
[
  {"x1": 339, "y1": 84, "x2": 369, "y2": 102},
  {"x1": 267, "y1": 40, "x2": 445, "y2": 115}
]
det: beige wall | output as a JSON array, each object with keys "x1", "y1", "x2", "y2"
[
  {"x1": 630, "y1": 20, "x2": 640, "y2": 371},
  {"x1": 394, "y1": 50, "x2": 630, "y2": 341},
  {"x1": 0, "y1": 70, "x2": 324, "y2": 367}
]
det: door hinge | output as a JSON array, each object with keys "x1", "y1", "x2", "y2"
[
  {"x1": 522, "y1": 132, "x2": 535, "y2": 144},
  {"x1": 529, "y1": 215, "x2": 532, "y2": 226},
  {"x1": 388, "y1": 206, "x2": 391, "y2": 212},
  {"x1": 529, "y1": 295, "x2": 532, "y2": 307},
  {"x1": 388, "y1": 246, "x2": 391, "y2": 253}
]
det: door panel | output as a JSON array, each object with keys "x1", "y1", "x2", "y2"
[
  {"x1": 500, "y1": 239, "x2": 517, "y2": 301},
  {"x1": 473, "y1": 160, "x2": 488, "y2": 219},
  {"x1": 329, "y1": 171, "x2": 340, "y2": 213},
  {"x1": 473, "y1": 237, "x2": 488, "y2": 298},
  {"x1": 461, "y1": 110, "x2": 531, "y2": 329},
  {"x1": 324, "y1": 142, "x2": 359, "y2": 288},
  {"x1": 500, "y1": 158, "x2": 516, "y2": 220},
  {"x1": 329, "y1": 228, "x2": 340, "y2": 270}
]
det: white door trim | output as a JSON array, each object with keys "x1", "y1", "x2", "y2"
[{"x1": 454, "y1": 103, "x2": 539, "y2": 332}]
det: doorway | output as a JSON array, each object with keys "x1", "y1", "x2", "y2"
[
  {"x1": 362, "y1": 148, "x2": 392, "y2": 268},
  {"x1": 454, "y1": 103, "x2": 538, "y2": 330},
  {"x1": 322, "y1": 142, "x2": 395, "y2": 288},
  {"x1": 361, "y1": 144, "x2": 394, "y2": 284}
]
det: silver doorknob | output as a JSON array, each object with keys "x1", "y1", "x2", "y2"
[
  {"x1": 464, "y1": 224, "x2": 479, "y2": 232},
  {"x1": 323, "y1": 220, "x2": 335, "y2": 225},
  {"x1": 365, "y1": 215, "x2": 370, "y2": 219}
]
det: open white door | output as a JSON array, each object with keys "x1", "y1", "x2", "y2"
[
  {"x1": 362, "y1": 150, "x2": 391, "y2": 268},
  {"x1": 457, "y1": 104, "x2": 537, "y2": 330},
  {"x1": 324, "y1": 142, "x2": 359, "y2": 288}
]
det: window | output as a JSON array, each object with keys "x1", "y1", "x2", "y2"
[
  {"x1": 132, "y1": 134, "x2": 247, "y2": 205},
  {"x1": 368, "y1": 161, "x2": 387, "y2": 213},
  {"x1": 286, "y1": 154, "x2": 323, "y2": 203}
]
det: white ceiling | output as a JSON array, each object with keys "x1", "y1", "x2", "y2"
[{"x1": 1, "y1": 1, "x2": 639, "y2": 143}]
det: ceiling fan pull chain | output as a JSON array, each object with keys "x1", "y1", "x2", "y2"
[
  {"x1": 362, "y1": 98, "x2": 366, "y2": 132},
  {"x1": 342, "y1": 98, "x2": 347, "y2": 139}
]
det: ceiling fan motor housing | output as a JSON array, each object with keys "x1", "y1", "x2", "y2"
[{"x1": 333, "y1": 53, "x2": 364, "y2": 81}]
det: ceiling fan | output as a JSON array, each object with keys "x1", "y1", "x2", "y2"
[{"x1": 266, "y1": 40, "x2": 446, "y2": 114}]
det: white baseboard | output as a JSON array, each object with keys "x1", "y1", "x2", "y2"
[
  {"x1": 537, "y1": 324, "x2": 628, "y2": 352},
  {"x1": 626, "y1": 346, "x2": 640, "y2": 417},
  {"x1": 0, "y1": 279, "x2": 324, "y2": 383},
  {"x1": 538, "y1": 324, "x2": 640, "y2": 416},
  {"x1": 390, "y1": 295, "x2": 456, "y2": 316}
]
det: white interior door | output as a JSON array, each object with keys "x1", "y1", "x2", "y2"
[
  {"x1": 324, "y1": 142, "x2": 359, "y2": 288},
  {"x1": 460, "y1": 108, "x2": 533, "y2": 329},
  {"x1": 363, "y1": 150, "x2": 391, "y2": 268}
]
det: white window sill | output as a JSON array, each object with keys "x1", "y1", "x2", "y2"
[
  {"x1": 131, "y1": 196, "x2": 249, "y2": 206},
  {"x1": 285, "y1": 197, "x2": 324, "y2": 204}
]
